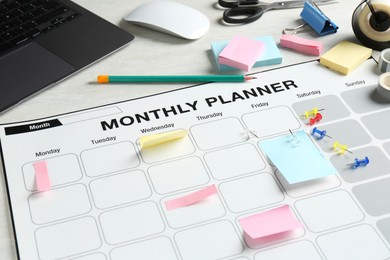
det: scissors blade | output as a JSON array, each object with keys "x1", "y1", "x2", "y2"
[{"x1": 269, "y1": 0, "x2": 337, "y2": 10}]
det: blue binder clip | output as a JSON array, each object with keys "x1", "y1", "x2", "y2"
[{"x1": 300, "y1": 1, "x2": 338, "y2": 36}]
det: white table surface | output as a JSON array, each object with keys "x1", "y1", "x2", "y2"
[{"x1": 0, "y1": 0, "x2": 382, "y2": 258}]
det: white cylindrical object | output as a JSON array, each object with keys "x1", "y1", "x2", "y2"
[
  {"x1": 377, "y1": 72, "x2": 390, "y2": 101},
  {"x1": 378, "y1": 48, "x2": 390, "y2": 73}
]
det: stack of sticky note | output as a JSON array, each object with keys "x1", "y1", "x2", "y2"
[
  {"x1": 258, "y1": 130, "x2": 336, "y2": 184},
  {"x1": 239, "y1": 204, "x2": 303, "y2": 247},
  {"x1": 320, "y1": 41, "x2": 372, "y2": 75},
  {"x1": 280, "y1": 34, "x2": 323, "y2": 56},
  {"x1": 212, "y1": 35, "x2": 282, "y2": 72}
]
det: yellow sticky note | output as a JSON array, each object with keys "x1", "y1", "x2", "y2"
[
  {"x1": 138, "y1": 129, "x2": 188, "y2": 149},
  {"x1": 320, "y1": 41, "x2": 372, "y2": 75}
]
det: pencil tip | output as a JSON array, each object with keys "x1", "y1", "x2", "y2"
[{"x1": 244, "y1": 76, "x2": 257, "y2": 80}]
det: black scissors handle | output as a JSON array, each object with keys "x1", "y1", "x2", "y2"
[
  {"x1": 218, "y1": 0, "x2": 260, "y2": 8},
  {"x1": 223, "y1": 7, "x2": 264, "y2": 24}
]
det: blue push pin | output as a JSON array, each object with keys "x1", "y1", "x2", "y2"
[
  {"x1": 348, "y1": 156, "x2": 370, "y2": 169},
  {"x1": 311, "y1": 127, "x2": 332, "y2": 140}
]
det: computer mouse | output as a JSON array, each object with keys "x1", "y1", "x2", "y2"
[{"x1": 124, "y1": 1, "x2": 210, "y2": 40}]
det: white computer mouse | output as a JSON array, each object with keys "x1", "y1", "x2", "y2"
[{"x1": 124, "y1": 1, "x2": 210, "y2": 40}]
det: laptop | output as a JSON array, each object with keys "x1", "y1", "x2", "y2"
[{"x1": 0, "y1": 0, "x2": 134, "y2": 113}]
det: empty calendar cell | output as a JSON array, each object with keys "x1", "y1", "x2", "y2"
[
  {"x1": 90, "y1": 170, "x2": 151, "y2": 209},
  {"x1": 242, "y1": 106, "x2": 300, "y2": 138},
  {"x1": 99, "y1": 201, "x2": 165, "y2": 245},
  {"x1": 317, "y1": 225, "x2": 390, "y2": 260},
  {"x1": 295, "y1": 190, "x2": 364, "y2": 232},
  {"x1": 204, "y1": 144, "x2": 265, "y2": 180},
  {"x1": 81, "y1": 141, "x2": 140, "y2": 177},
  {"x1": 35, "y1": 217, "x2": 101, "y2": 260},
  {"x1": 341, "y1": 85, "x2": 390, "y2": 114},
  {"x1": 219, "y1": 173, "x2": 284, "y2": 212},
  {"x1": 353, "y1": 178, "x2": 390, "y2": 216},
  {"x1": 174, "y1": 220, "x2": 243, "y2": 260},
  {"x1": 190, "y1": 117, "x2": 247, "y2": 150},
  {"x1": 148, "y1": 156, "x2": 210, "y2": 194},
  {"x1": 28, "y1": 184, "x2": 91, "y2": 224},
  {"x1": 362, "y1": 110, "x2": 390, "y2": 140}
]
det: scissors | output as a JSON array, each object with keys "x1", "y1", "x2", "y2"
[{"x1": 218, "y1": 0, "x2": 335, "y2": 24}]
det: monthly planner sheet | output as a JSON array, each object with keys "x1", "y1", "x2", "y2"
[{"x1": 1, "y1": 59, "x2": 390, "y2": 260}]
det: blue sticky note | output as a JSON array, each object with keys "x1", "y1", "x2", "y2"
[
  {"x1": 258, "y1": 130, "x2": 336, "y2": 184},
  {"x1": 211, "y1": 36, "x2": 283, "y2": 72}
]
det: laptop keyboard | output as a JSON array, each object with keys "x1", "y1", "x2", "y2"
[{"x1": 0, "y1": 0, "x2": 79, "y2": 55}]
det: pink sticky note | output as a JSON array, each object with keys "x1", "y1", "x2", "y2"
[
  {"x1": 219, "y1": 35, "x2": 265, "y2": 71},
  {"x1": 280, "y1": 34, "x2": 322, "y2": 56},
  {"x1": 239, "y1": 205, "x2": 302, "y2": 246},
  {"x1": 165, "y1": 184, "x2": 218, "y2": 210},
  {"x1": 33, "y1": 161, "x2": 51, "y2": 192}
]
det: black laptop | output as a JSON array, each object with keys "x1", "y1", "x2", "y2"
[{"x1": 0, "y1": 0, "x2": 134, "y2": 113}]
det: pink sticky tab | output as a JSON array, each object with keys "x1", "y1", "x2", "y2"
[
  {"x1": 280, "y1": 34, "x2": 323, "y2": 56},
  {"x1": 239, "y1": 205, "x2": 302, "y2": 246},
  {"x1": 33, "y1": 161, "x2": 51, "y2": 192},
  {"x1": 218, "y1": 35, "x2": 264, "y2": 71},
  {"x1": 165, "y1": 184, "x2": 218, "y2": 210}
]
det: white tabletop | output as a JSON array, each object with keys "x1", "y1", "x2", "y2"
[{"x1": 0, "y1": 0, "x2": 381, "y2": 258}]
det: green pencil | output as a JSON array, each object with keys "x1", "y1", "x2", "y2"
[{"x1": 97, "y1": 75, "x2": 256, "y2": 83}]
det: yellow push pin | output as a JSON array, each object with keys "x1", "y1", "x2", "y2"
[
  {"x1": 138, "y1": 129, "x2": 188, "y2": 149},
  {"x1": 333, "y1": 141, "x2": 353, "y2": 155},
  {"x1": 302, "y1": 107, "x2": 325, "y2": 119}
]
